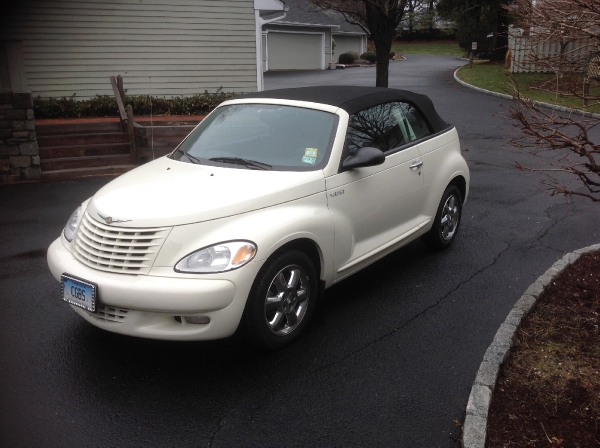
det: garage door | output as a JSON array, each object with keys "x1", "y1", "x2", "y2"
[
  {"x1": 333, "y1": 35, "x2": 364, "y2": 59},
  {"x1": 267, "y1": 32, "x2": 323, "y2": 70}
]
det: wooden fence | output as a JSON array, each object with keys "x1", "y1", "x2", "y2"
[{"x1": 508, "y1": 31, "x2": 597, "y2": 74}]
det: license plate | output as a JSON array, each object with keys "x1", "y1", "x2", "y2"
[{"x1": 61, "y1": 274, "x2": 97, "y2": 313}]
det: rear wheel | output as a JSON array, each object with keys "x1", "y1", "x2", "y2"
[
  {"x1": 421, "y1": 185, "x2": 462, "y2": 250},
  {"x1": 243, "y1": 250, "x2": 317, "y2": 349}
]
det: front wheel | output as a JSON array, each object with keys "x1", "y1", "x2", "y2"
[
  {"x1": 243, "y1": 250, "x2": 317, "y2": 349},
  {"x1": 421, "y1": 185, "x2": 462, "y2": 250}
]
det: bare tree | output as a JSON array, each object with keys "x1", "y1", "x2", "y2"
[
  {"x1": 307, "y1": 0, "x2": 410, "y2": 87},
  {"x1": 505, "y1": 0, "x2": 600, "y2": 201}
]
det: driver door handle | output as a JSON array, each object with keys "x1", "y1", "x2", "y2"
[{"x1": 410, "y1": 160, "x2": 423, "y2": 170}]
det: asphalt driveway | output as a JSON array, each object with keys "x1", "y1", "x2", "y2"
[{"x1": 1, "y1": 55, "x2": 599, "y2": 447}]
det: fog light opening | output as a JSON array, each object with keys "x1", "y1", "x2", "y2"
[
  {"x1": 184, "y1": 316, "x2": 211, "y2": 325},
  {"x1": 174, "y1": 316, "x2": 182, "y2": 323}
]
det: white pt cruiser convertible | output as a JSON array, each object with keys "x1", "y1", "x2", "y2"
[{"x1": 47, "y1": 86, "x2": 469, "y2": 349}]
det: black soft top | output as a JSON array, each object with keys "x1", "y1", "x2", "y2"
[{"x1": 237, "y1": 86, "x2": 450, "y2": 134}]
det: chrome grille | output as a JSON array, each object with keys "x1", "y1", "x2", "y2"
[
  {"x1": 72, "y1": 212, "x2": 171, "y2": 275},
  {"x1": 93, "y1": 305, "x2": 130, "y2": 323}
]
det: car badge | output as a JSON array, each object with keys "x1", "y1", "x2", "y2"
[{"x1": 97, "y1": 212, "x2": 131, "y2": 225}]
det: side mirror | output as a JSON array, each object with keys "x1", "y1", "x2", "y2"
[{"x1": 342, "y1": 146, "x2": 385, "y2": 170}]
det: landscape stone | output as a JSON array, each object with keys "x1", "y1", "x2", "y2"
[
  {"x1": 493, "y1": 323, "x2": 517, "y2": 346},
  {"x1": 13, "y1": 120, "x2": 36, "y2": 131},
  {"x1": 504, "y1": 308, "x2": 524, "y2": 327},
  {"x1": 19, "y1": 142, "x2": 38, "y2": 155},
  {"x1": 5, "y1": 110, "x2": 26, "y2": 120},
  {"x1": 543, "y1": 266, "x2": 559, "y2": 278},
  {"x1": 32, "y1": 155, "x2": 40, "y2": 166},
  {"x1": 474, "y1": 361, "x2": 500, "y2": 389},
  {"x1": 0, "y1": 145, "x2": 19, "y2": 156},
  {"x1": 483, "y1": 341, "x2": 510, "y2": 365},
  {"x1": 22, "y1": 166, "x2": 41, "y2": 180},
  {"x1": 26, "y1": 109, "x2": 34, "y2": 120},
  {"x1": 565, "y1": 252, "x2": 580, "y2": 264},
  {"x1": 514, "y1": 294, "x2": 536, "y2": 313},
  {"x1": 29, "y1": 131, "x2": 37, "y2": 141},
  {"x1": 0, "y1": 120, "x2": 10, "y2": 129},
  {"x1": 13, "y1": 131, "x2": 29, "y2": 139},
  {"x1": 7, "y1": 137, "x2": 29, "y2": 144},
  {"x1": 0, "y1": 159, "x2": 9, "y2": 173},
  {"x1": 523, "y1": 280, "x2": 545, "y2": 297},
  {"x1": 462, "y1": 414, "x2": 487, "y2": 448},
  {"x1": 9, "y1": 155, "x2": 31, "y2": 168},
  {"x1": 466, "y1": 384, "x2": 492, "y2": 418}
]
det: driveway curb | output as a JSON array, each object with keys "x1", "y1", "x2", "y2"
[
  {"x1": 453, "y1": 68, "x2": 600, "y2": 120},
  {"x1": 462, "y1": 243, "x2": 600, "y2": 447}
]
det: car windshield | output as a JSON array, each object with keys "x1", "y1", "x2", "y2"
[{"x1": 169, "y1": 104, "x2": 338, "y2": 171}]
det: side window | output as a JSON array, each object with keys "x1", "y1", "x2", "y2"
[
  {"x1": 398, "y1": 103, "x2": 431, "y2": 141},
  {"x1": 345, "y1": 102, "x2": 431, "y2": 156}
]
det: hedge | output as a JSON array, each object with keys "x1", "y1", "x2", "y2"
[{"x1": 33, "y1": 90, "x2": 236, "y2": 119}]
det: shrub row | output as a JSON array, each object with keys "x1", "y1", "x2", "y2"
[
  {"x1": 33, "y1": 90, "x2": 236, "y2": 119},
  {"x1": 337, "y1": 51, "x2": 394, "y2": 64}
]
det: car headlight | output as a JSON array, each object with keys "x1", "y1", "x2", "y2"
[
  {"x1": 63, "y1": 206, "x2": 81, "y2": 242},
  {"x1": 175, "y1": 241, "x2": 257, "y2": 273}
]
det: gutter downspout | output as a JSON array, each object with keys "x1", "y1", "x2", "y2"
[{"x1": 255, "y1": 11, "x2": 287, "y2": 91}]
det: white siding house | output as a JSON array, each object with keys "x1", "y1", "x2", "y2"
[{"x1": 0, "y1": 0, "x2": 285, "y2": 98}]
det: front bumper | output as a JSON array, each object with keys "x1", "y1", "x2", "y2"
[{"x1": 47, "y1": 237, "x2": 252, "y2": 340}]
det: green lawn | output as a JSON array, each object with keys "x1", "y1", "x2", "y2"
[
  {"x1": 391, "y1": 40, "x2": 463, "y2": 56},
  {"x1": 455, "y1": 62, "x2": 600, "y2": 113}
]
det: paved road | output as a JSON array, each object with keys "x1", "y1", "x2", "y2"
[{"x1": 2, "y1": 55, "x2": 599, "y2": 447}]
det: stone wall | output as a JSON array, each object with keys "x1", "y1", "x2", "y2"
[{"x1": 0, "y1": 92, "x2": 40, "y2": 184}]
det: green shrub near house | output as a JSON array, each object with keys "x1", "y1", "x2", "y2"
[
  {"x1": 360, "y1": 52, "x2": 377, "y2": 63},
  {"x1": 338, "y1": 52, "x2": 356, "y2": 64},
  {"x1": 33, "y1": 90, "x2": 236, "y2": 119}
]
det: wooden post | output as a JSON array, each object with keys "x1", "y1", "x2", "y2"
[
  {"x1": 584, "y1": 77, "x2": 590, "y2": 109},
  {"x1": 117, "y1": 75, "x2": 125, "y2": 103},
  {"x1": 126, "y1": 105, "x2": 138, "y2": 164},
  {"x1": 469, "y1": 42, "x2": 477, "y2": 69},
  {"x1": 109, "y1": 76, "x2": 128, "y2": 123}
]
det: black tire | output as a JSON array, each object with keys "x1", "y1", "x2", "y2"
[
  {"x1": 421, "y1": 185, "x2": 462, "y2": 250},
  {"x1": 243, "y1": 250, "x2": 318, "y2": 349}
]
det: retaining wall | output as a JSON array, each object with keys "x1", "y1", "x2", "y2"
[{"x1": 0, "y1": 92, "x2": 40, "y2": 184}]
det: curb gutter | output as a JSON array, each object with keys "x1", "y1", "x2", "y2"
[
  {"x1": 462, "y1": 243, "x2": 600, "y2": 447},
  {"x1": 453, "y1": 68, "x2": 600, "y2": 120}
]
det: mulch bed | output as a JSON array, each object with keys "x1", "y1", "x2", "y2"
[{"x1": 486, "y1": 251, "x2": 600, "y2": 447}]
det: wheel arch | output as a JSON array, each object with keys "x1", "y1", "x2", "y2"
[
  {"x1": 265, "y1": 238, "x2": 326, "y2": 298},
  {"x1": 448, "y1": 175, "x2": 467, "y2": 204}
]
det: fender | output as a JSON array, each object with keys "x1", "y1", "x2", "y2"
[{"x1": 152, "y1": 192, "x2": 336, "y2": 285}]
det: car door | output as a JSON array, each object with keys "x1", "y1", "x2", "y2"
[{"x1": 326, "y1": 102, "x2": 428, "y2": 281}]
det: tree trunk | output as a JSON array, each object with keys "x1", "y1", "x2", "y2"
[
  {"x1": 375, "y1": 40, "x2": 392, "y2": 87},
  {"x1": 408, "y1": 0, "x2": 414, "y2": 40},
  {"x1": 428, "y1": 0, "x2": 434, "y2": 42}
]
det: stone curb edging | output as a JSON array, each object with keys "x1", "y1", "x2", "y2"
[
  {"x1": 453, "y1": 68, "x2": 600, "y2": 120},
  {"x1": 462, "y1": 243, "x2": 600, "y2": 447}
]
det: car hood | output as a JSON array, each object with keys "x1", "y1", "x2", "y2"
[{"x1": 86, "y1": 157, "x2": 326, "y2": 228}]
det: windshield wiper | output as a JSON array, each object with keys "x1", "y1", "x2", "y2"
[
  {"x1": 209, "y1": 157, "x2": 272, "y2": 170},
  {"x1": 171, "y1": 148, "x2": 202, "y2": 165}
]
